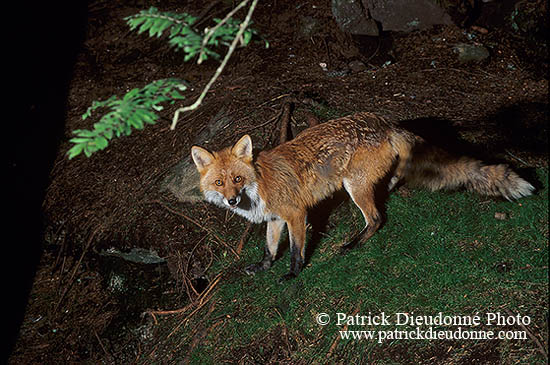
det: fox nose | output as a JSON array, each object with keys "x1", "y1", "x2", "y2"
[{"x1": 228, "y1": 197, "x2": 238, "y2": 206}]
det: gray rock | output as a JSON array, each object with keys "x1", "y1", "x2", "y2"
[
  {"x1": 365, "y1": 0, "x2": 453, "y2": 32},
  {"x1": 332, "y1": 0, "x2": 379, "y2": 36},
  {"x1": 100, "y1": 247, "x2": 166, "y2": 264},
  {"x1": 326, "y1": 69, "x2": 351, "y2": 77},
  {"x1": 348, "y1": 60, "x2": 368, "y2": 73},
  {"x1": 454, "y1": 43, "x2": 490, "y2": 63},
  {"x1": 161, "y1": 156, "x2": 203, "y2": 203},
  {"x1": 159, "y1": 108, "x2": 232, "y2": 203},
  {"x1": 332, "y1": 0, "x2": 453, "y2": 35},
  {"x1": 298, "y1": 16, "x2": 322, "y2": 39}
]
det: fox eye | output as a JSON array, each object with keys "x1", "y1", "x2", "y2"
[
  {"x1": 233, "y1": 176, "x2": 243, "y2": 183},
  {"x1": 215, "y1": 179, "x2": 223, "y2": 186}
]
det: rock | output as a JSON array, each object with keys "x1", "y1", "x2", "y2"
[
  {"x1": 326, "y1": 69, "x2": 351, "y2": 77},
  {"x1": 100, "y1": 247, "x2": 166, "y2": 264},
  {"x1": 297, "y1": 16, "x2": 322, "y2": 39},
  {"x1": 331, "y1": 0, "x2": 379, "y2": 36},
  {"x1": 94, "y1": 248, "x2": 174, "y2": 317},
  {"x1": 365, "y1": 0, "x2": 453, "y2": 32},
  {"x1": 160, "y1": 156, "x2": 203, "y2": 203},
  {"x1": 332, "y1": 0, "x2": 453, "y2": 35},
  {"x1": 454, "y1": 43, "x2": 490, "y2": 63},
  {"x1": 348, "y1": 60, "x2": 367, "y2": 73},
  {"x1": 159, "y1": 108, "x2": 232, "y2": 202}
]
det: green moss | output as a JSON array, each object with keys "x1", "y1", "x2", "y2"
[{"x1": 154, "y1": 169, "x2": 548, "y2": 364}]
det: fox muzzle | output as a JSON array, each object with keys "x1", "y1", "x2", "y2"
[{"x1": 225, "y1": 195, "x2": 241, "y2": 207}]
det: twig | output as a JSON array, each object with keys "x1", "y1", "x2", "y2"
[
  {"x1": 151, "y1": 199, "x2": 239, "y2": 258},
  {"x1": 166, "y1": 273, "x2": 223, "y2": 338},
  {"x1": 171, "y1": 0, "x2": 259, "y2": 130},
  {"x1": 506, "y1": 150, "x2": 530, "y2": 167},
  {"x1": 198, "y1": 0, "x2": 250, "y2": 64},
  {"x1": 181, "y1": 305, "x2": 222, "y2": 364},
  {"x1": 52, "y1": 220, "x2": 67, "y2": 268},
  {"x1": 53, "y1": 225, "x2": 102, "y2": 314},
  {"x1": 327, "y1": 305, "x2": 360, "y2": 359},
  {"x1": 279, "y1": 101, "x2": 293, "y2": 145},
  {"x1": 146, "y1": 273, "x2": 223, "y2": 360},
  {"x1": 184, "y1": 270, "x2": 200, "y2": 298},
  {"x1": 183, "y1": 235, "x2": 209, "y2": 300},
  {"x1": 365, "y1": 36, "x2": 381, "y2": 64},
  {"x1": 255, "y1": 93, "x2": 292, "y2": 109},
  {"x1": 277, "y1": 96, "x2": 320, "y2": 144},
  {"x1": 147, "y1": 272, "x2": 223, "y2": 318},
  {"x1": 148, "y1": 303, "x2": 192, "y2": 320},
  {"x1": 94, "y1": 330, "x2": 114, "y2": 362},
  {"x1": 420, "y1": 67, "x2": 500, "y2": 79},
  {"x1": 240, "y1": 110, "x2": 281, "y2": 134},
  {"x1": 236, "y1": 222, "x2": 252, "y2": 254},
  {"x1": 194, "y1": 0, "x2": 223, "y2": 28},
  {"x1": 504, "y1": 308, "x2": 547, "y2": 360}
]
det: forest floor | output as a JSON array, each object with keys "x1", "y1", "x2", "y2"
[{"x1": 9, "y1": 0, "x2": 548, "y2": 363}]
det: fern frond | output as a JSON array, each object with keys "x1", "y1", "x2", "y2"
[
  {"x1": 68, "y1": 79, "x2": 187, "y2": 159},
  {"x1": 124, "y1": 7, "x2": 263, "y2": 64}
]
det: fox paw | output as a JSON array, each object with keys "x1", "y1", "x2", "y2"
[
  {"x1": 244, "y1": 263, "x2": 267, "y2": 275},
  {"x1": 339, "y1": 241, "x2": 356, "y2": 254},
  {"x1": 278, "y1": 272, "x2": 297, "y2": 283}
]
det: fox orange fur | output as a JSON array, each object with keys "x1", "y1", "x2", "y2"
[{"x1": 191, "y1": 112, "x2": 534, "y2": 280}]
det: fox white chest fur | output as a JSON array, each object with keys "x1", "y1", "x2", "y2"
[{"x1": 203, "y1": 181, "x2": 279, "y2": 223}]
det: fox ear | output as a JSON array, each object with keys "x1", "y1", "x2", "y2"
[
  {"x1": 232, "y1": 135, "x2": 253, "y2": 161},
  {"x1": 191, "y1": 146, "x2": 214, "y2": 172}
]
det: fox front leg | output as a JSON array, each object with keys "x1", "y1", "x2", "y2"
[
  {"x1": 279, "y1": 212, "x2": 307, "y2": 282},
  {"x1": 244, "y1": 219, "x2": 285, "y2": 275}
]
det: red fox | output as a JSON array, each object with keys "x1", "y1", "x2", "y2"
[{"x1": 191, "y1": 112, "x2": 534, "y2": 281}]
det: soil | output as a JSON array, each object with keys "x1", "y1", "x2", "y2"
[{"x1": 7, "y1": 0, "x2": 548, "y2": 363}]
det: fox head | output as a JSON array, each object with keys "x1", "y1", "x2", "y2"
[{"x1": 191, "y1": 135, "x2": 257, "y2": 209}]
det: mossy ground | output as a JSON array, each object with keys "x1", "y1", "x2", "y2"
[{"x1": 149, "y1": 169, "x2": 548, "y2": 364}]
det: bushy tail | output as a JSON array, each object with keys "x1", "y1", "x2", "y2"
[{"x1": 396, "y1": 136, "x2": 534, "y2": 200}]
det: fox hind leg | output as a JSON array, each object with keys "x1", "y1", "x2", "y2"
[
  {"x1": 342, "y1": 185, "x2": 381, "y2": 249},
  {"x1": 341, "y1": 142, "x2": 399, "y2": 250},
  {"x1": 341, "y1": 178, "x2": 382, "y2": 250},
  {"x1": 388, "y1": 176, "x2": 400, "y2": 191},
  {"x1": 388, "y1": 137, "x2": 413, "y2": 191}
]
